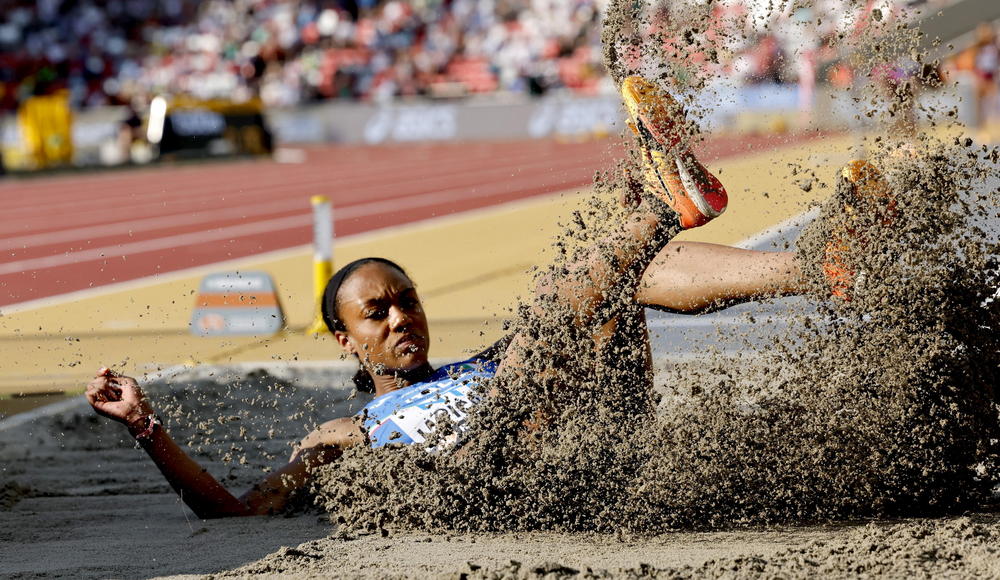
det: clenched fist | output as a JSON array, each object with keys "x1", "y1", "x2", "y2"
[{"x1": 85, "y1": 367, "x2": 154, "y2": 431}]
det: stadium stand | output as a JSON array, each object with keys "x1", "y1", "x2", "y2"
[
  {"x1": 0, "y1": 0, "x2": 606, "y2": 110},
  {"x1": 1, "y1": 0, "x2": 973, "y2": 113}
]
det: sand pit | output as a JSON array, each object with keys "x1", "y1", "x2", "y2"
[
  {"x1": 3, "y1": 363, "x2": 1000, "y2": 578},
  {"x1": 0, "y1": 365, "x2": 351, "y2": 578}
]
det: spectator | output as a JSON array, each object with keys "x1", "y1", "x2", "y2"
[{"x1": 973, "y1": 22, "x2": 999, "y2": 128}]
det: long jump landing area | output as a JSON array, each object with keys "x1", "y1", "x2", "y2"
[{"x1": 0, "y1": 131, "x2": 857, "y2": 405}]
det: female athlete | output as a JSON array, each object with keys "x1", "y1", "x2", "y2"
[{"x1": 86, "y1": 76, "x2": 878, "y2": 518}]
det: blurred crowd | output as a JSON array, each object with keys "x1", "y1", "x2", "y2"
[
  {"x1": 0, "y1": 0, "x2": 980, "y2": 113},
  {"x1": 0, "y1": 0, "x2": 608, "y2": 111}
]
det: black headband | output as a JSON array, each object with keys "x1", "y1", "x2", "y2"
[{"x1": 320, "y1": 257, "x2": 409, "y2": 334}]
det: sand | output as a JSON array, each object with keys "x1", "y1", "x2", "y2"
[
  {"x1": 211, "y1": 517, "x2": 1000, "y2": 578},
  {"x1": 4, "y1": 364, "x2": 1000, "y2": 578},
  {"x1": 0, "y1": 364, "x2": 352, "y2": 578}
]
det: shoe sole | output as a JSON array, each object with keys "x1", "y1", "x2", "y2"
[{"x1": 621, "y1": 77, "x2": 726, "y2": 227}]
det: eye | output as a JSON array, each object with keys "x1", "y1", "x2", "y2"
[{"x1": 364, "y1": 307, "x2": 387, "y2": 320}]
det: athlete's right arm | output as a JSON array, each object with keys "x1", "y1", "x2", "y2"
[{"x1": 85, "y1": 369, "x2": 360, "y2": 518}]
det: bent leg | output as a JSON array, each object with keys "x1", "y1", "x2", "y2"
[
  {"x1": 638, "y1": 241, "x2": 804, "y2": 314},
  {"x1": 494, "y1": 203, "x2": 675, "y2": 397},
  {"x1": 533, "y1": 209, "x2": 677, "y2": 328}
]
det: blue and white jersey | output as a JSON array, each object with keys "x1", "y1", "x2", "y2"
[{"x1": 358, "y1": 358, "x2": 497, "y2": 449}]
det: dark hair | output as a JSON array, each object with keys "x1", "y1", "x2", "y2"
[{"x1": 321, "y1": 257, "x2": 410, "y2": 394}]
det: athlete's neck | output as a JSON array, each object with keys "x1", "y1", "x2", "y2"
[{"x1": 371, "y1": 363, "x2": 435, "y2": 397}]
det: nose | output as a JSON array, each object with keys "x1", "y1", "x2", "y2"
[{"x1": 387, "y1": 305, "x2": 412, "y2": 332}]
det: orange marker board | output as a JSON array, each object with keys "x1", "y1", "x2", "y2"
[{"x1": 190, "y1": 271, "x2": 285, "y2": 336}]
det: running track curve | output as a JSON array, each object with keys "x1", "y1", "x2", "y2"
[{"x1": 0, "y1": 133, "x2": 826, "y2": 307}]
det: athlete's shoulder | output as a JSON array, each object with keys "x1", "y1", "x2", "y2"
[
  {"x1": 295, "y1": 416, "x2": 364, "y2": 458},
  {"x1": 319, "y1": 415, "x2": 361, "y2": 433}
]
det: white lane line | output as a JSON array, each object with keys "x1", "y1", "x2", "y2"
[
  {"x1": 0, "y1": 244, "x2": 312, "y2": 315},
  {"x1": 0, "y1": 214, "x2": 310, "y2": 276},
  {"x1": 0, "y1": 151, "x2": 599, "y2": 247},
  {"x1": 0, "y1": 146, "x2": 599, "y2": 228},
  {"x1": 0, "y1": 169, "x2": 593, "y2": 275},
  {"x1": 736, "y1": 207, "x2": 819, "y2": 250},
  {"x1": 0, "y1": 198, "x2": 307, "y2": 252}
]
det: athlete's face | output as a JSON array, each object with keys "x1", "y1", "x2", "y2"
[{"x1": 333, "y1": 262, "x2": 430, "y2": 373}]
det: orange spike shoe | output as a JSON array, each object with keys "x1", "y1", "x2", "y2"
[{"x1": 620, "y1": 76, "x2": 728, "y2": 229}]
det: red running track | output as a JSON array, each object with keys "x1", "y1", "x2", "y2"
[{"x1": 0, "y1": 133, "x2": 827, "y2": 307}]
